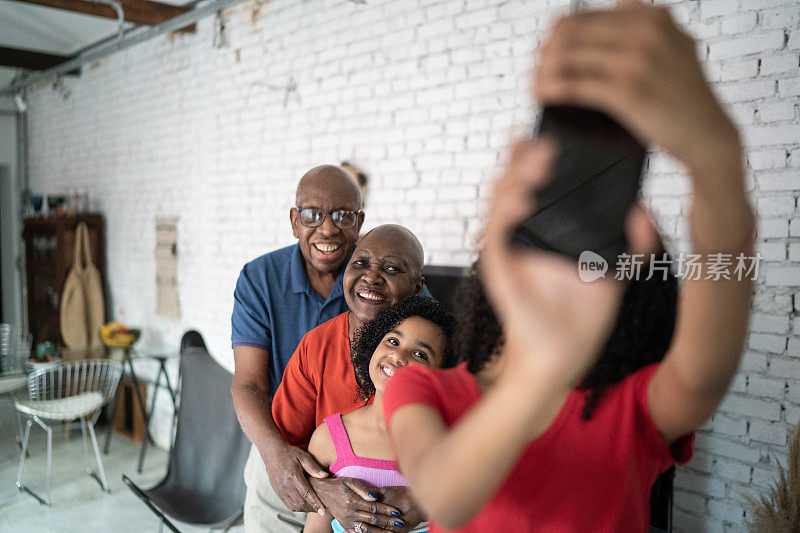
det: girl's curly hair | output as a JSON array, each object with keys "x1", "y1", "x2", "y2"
[
  {"x1": 454, "y1": 257, "x2": 678, "y2": 420},
  {"x1": 351, "y1": 295, "x2": 457, "y2": 401}
]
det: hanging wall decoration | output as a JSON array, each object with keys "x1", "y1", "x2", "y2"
[{"x1": 155, "y1": 217, "x2": 180, "y2": 320}]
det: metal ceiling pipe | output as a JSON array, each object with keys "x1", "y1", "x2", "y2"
[
  {"x1": 0, "y1": 0, "x2": 250, "y2": 96},
  {"x1": 86, "y1": 0, "x2": 126, "y2": 44}
]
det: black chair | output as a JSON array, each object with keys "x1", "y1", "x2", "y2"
[{"x1": 124, "y1": 331, "x2": 250, "y2": 532}]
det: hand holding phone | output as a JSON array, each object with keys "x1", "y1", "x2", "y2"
[{"x1": 510, "y1": 106, "x2": 646, "y2": 269}]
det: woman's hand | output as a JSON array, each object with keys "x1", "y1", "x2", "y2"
[
  {"x1": 378, "y1": 486, "x2": 427, "y2": 531},
  {"x1": 309, "y1": 477, "x2": 404, "y2": 533},
  {"x1": 481, "y1": 141, "x2": 659, "y2": 392},
  {"x1": 535, "y1": 0, "x2": 741, "y2": 179}
]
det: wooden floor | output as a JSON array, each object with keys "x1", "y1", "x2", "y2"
[{"x1": 0, "y1": 404, "x2": 244, "y2": 532}]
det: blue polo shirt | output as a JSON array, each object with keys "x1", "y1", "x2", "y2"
[{"x1": 231, "y1": 244, "x2": 349, "y2": 397}]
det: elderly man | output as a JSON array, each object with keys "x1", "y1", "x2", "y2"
[
  {"x1": 232, "y1": 165, "x2": 363, "y2": 532},
  {"x1": 232, "y1": 166, "x2": 417, "y2": 532}
]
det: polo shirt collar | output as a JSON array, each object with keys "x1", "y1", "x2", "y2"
[
  {"x1": 290, "y1": 243, "x2": 347, "y2": 302},
  {"x1": 290, "y1": 244, "x2": 310, "y2": 294}
]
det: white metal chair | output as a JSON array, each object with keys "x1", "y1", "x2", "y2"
[{"x1": 15, "y1": 358, "x2": 123, "y2": 505}]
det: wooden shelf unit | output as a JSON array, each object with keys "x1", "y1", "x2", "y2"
[{"x1": 23, "y1": 214, "x2": 106, "y2": 349}]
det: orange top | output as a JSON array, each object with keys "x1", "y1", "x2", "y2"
[{"x1": 272, "y1": 312, "x2": 368, "y2": 449}]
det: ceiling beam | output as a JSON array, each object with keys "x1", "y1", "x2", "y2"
[
  {"x1": 0, "y1": 47, "x2": 80, "y2": 75},
  {"x1": 12, "y1": 0, "x2": 191, "y2": 26},
  {"x1": 1, "y1": 0, "x2": 248, "y2": 96}
]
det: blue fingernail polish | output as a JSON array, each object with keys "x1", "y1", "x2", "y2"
[
  {"x1": 394, "y1": 521, "x2": 405, "y2": 528},
  {"x1": 368, "y1": 491, "x2": 377, "y2": 499},
  {"x1": 391, "y1": 511, "x2": 401, "y2": 517}
]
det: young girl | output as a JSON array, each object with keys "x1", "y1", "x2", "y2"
[
  {"x1": 383, "y1": 2, "x2": 754, "y2": 532},
  {"x1": 304, "y1": 296, "x2": 457, "y2": 533}
]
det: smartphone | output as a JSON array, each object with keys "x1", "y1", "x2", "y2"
[{"x1": 510, "y1": 106, "x2": 646, "y2": 268}]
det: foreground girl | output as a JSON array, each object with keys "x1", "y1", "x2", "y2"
[
  {"x1": 383, "y1": 2, "x2": 755, "y2": 531},
  {"x1": 305, "y1": 296, "x2": 456, "y2": 533}
]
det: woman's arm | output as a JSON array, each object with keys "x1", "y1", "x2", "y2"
[
  {"x1": 535, "y1": 1, "x2": 755, "y2": 444},
  {"x1": 388, "y1": 372, "x2": 567, "y2": 530},
  {"x1": 388, "y1": 134, "x2": 656, "y2": 528}
]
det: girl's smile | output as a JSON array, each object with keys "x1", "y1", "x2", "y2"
[{"x1": 369, "y1": 316, "x2": 447, "y2": 393}]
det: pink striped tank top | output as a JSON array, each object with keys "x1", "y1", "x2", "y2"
[{"x1": 325, "y1": 413, "x2": 406, "y2": 487}]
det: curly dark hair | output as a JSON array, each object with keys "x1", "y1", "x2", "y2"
[
  {"x1": 454, "y1": 257, "x2": 678, "y2": 420},
  {"x1": 351, "y1": 295, "x2": 457, "y2": 401}
]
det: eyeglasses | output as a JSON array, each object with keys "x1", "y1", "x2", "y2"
[{"x1": 293, "y1": 207, "x2": 361, "y2": 229}]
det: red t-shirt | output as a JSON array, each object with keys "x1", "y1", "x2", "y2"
[
  {"x1": 272, "y1": 312, "x2": 367, "y2": 449},
  {"x1": 383, "y1": 362, "x2": 693, "y2": 533}
]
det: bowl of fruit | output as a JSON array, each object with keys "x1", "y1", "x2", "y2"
[{"x1": 100, "y1": 322, "x2": 141, "y2": 349}]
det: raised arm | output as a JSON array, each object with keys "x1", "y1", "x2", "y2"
[
  {"x1": 533, "y1": 1, "x2": 755, "y2": 443},
  {"x1": 388, "y1": 138, "x2": 660, "y2": 528}
]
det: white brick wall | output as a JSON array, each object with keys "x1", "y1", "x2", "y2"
[{"x1": 23, "y1": 0, "x2": 799, "y2": 529}]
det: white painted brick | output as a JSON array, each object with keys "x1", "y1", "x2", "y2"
[
  {"x1": 731, "y1": 373, "x2": 747, "y2": 393},
  {"x1": 729, "y1": 102, "x2": 756, "y2": 125},
  {"x1": 789, "y1": 337, "x2": 800, "y2": 357},
  {"x1": 751, "y1": 464, "x2": 781, "y2": 488},
  {"x1": 696, "y1": 434, "x2": 762, "y2": 464},
  {"x1": 455, "y1": 7, "x2": 496, "y2": 30},
  {"x1": 715, "y1": 79, "x2": 776, "y2": 102},
  {"x1": 765, "y1": 266, "x2": 800, "y2": 286},
  {"x1": 744, "y1": 124, "x2": 800, "y2": 148},
  {"x1": 786, "y1": 403, "x2": 800, "y2": 426},
  {"x1": 757, "y1": 195, "x2": 795, "y2": 215},
  {"x1": 675, "y1": 470, "x2": 728, "y2": 499},
  {"x1": 749, "y1": 332, "x2": 787, "y2": 353},
  {"x1": 748, "y1": 149, "x2": 787, "y2": 170},
  {"x1": 708, "y1": 498, "x2": 745, "y2": 524},
  {"x1": 760, "y1": 52, "x2": 799, "y2": 76},
  {"x1": 707, "y1": 32, "x2": 785, "y2": 61},
  {"x1": 690, "y1": 19, "x2": 721, "y2": 42},
  {"x1": 721, "y1": 393, "x2": 778, "y2": 424},
  {"x1": 701, "y1": 0, "x2": 739, "y2": 19},
  {"x1": 761, "y1": 6, "x2": 800, "y2": 30},
  {"x1": 769, "y1": 358, "x2": 800, "y2": 379},
  {"x1": 712, "y1": 414, "x2": 748, "y2": 437},
  {"x1": 720, "y1": 58, "x2": 759, "y2": 81},
  {"x1": 750, "y1": 420, "x2": 788, "y2": 445},
  {"x1": 721, "y1": 12, "x2": 757, "y2": 35},
  {"x1": 740, "y1": 351, "x2": 768, "y2": 372},
  {"x1": 713, "y1": 457, "x2": 753, "y2": 483},
  {"x1": 750, "y1": 314, "x2": 791, "y2": 334},
  {"x1": 786, "y1": 381, "x2": 800, "y2": 402},
  {"x1": 757, "y1": 101, "x2": 797, "y2": 123},
  {"x1": 790, "y1": 244, "x2": 800, "y2": 262},
  {"x1": 748, "y1": 375, "x2": 786, "y2": 398},
  {"x1": 792, "y1": 218, "x2": 800, "y2": 237},
  {"x1": 778, "y1": 77, "x2": 800, "y2": 98},
  {"x1": 757, "y1": 242, "x2": 786, "y2": 261},
  {"x1": 758, "y1": 218, "x2": 789, "y2": 239}
]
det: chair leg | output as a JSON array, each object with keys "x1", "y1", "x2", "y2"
[
  {"x1": 45, "y1": 420, "x2": 52, "y2": 505},
  {"x1": 86, "y1": 418, "x2": 110, "y2": 492},
  {"x1": 14, "y1": 404, "x2": 25, "y2": 450},
  {"x1": 16, "y1": 418, "x2": 31, "y2": 491},
  {"x1": 16, "y1": 416, "x2": 52, "y2": 505},
  {"x1": 80, "y1": 417, "x2": 93, "y2": 476}
]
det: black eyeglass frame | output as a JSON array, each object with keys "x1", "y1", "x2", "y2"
[{"x1": 292, "y1": 206, "x2": 363, "y2": 229}]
